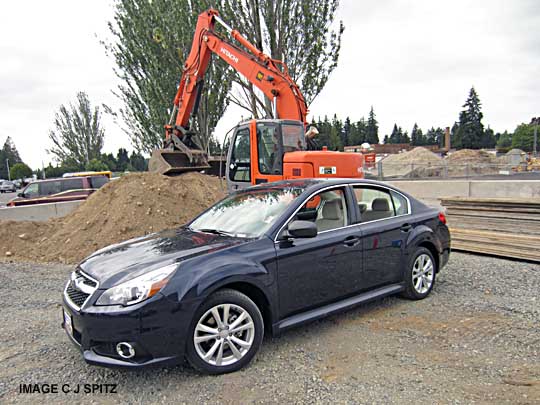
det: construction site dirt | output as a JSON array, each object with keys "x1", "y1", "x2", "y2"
[{"x1": 0, "y1": 172, "x2": 225, "y2": 264}]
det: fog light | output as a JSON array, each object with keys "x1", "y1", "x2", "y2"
[{"x1": 116, "y1": 342, "x2": 135, "y2": 359}]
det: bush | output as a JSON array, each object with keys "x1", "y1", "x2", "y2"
[{"x1": 10, "y1": 163, "x2": 33, "y2": 180}]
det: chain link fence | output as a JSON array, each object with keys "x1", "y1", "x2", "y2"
[{"x1": 368, "y1": 161, "x2": 519, "y2": 180}]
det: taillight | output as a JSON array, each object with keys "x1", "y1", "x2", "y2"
[{"x1": 438, "y1": 212, "x2": 447, "y2": 225}]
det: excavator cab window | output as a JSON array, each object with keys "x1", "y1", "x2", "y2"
[
  {"x1": 257, "y1": 123, "x2": 281, "y2": 175},
  {"x1": 257, "y1": 122, "x2": 305, "y2": 176}
]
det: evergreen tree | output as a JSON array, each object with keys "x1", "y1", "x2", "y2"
[
  {"x1": 116, "y1": 148, "x2": 130, "y2": 171},
  {"x1": 453, "y1": 87, "x2": 484, "y2": 149},
  {"x1": 366, "y1": 106, "x2": 379, "y2": 144},
  {"x1": 383, "y1": 134, "x2": 389, "y2": 144},
  {"x1": 481, "y1": 126, "x2": 496, "y2": 148},
  {"x1": 411, "y1": 123, "x2": 424, "y2": 146},
  {"x1": 332, "y1": 114, "x2": 344, "y2": 150},
  {"x1": 0, "y1": 137, "x2": 24, "y2": 179},
  {"x1": 342, "y1": 117, "x2": 351, "y2": 147},
  {"x1": 129, "y1": 151, "x2": 148, "y2": 171}
]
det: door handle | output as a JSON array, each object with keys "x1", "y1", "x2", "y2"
[
  {"x1": 343, "y1": 236, "x2": 360, "y2": 247},
  {"x1": 401, "y1": 223, "x2": 412, "y2": 232}
]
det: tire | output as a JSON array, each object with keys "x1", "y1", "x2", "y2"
[
  {"x1": 186, "y1": 289, "x2": 264, "y2": 374},
  {"x1": 401, "y1": 247, "x2": 437, "y2": 300}
]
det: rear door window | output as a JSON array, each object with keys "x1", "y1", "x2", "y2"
[
  {"x1": 353, "y1": 186, "x2": 395, "y2": 223},
  {"x1": 39, "y1": 181, "x2": 62, "y2": 196},
  {"x1": 61, "y1": 178, "x2": 84, "y2": 192}
]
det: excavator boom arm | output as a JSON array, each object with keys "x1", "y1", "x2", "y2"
[{"x1": 171, "y1": 9, "x2": 307, "y2": 132}]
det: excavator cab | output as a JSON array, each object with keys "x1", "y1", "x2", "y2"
[{"x1": 227, "y1": 119, "x2": 305, "y2": 192}]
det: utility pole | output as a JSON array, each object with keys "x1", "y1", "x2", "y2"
[
  {"x1": 534, "y1": 117, "x2": 538, "y2": 158},
  {"x1": 6, "y1": 158, "x2": 10, "y2": 181}
]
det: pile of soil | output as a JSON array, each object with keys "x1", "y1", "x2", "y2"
[
  {"x1": 383, "y1": 147, "x2": 442, "y2": 165},
  {"x1": 446, "y1": 149, "x2": 496, "y2": 164},
  {"x1": 381, "y1": 147, "x2": 443, "y2": 177},
  {"x1": 0, "y1": 172, "x2": 225, "y2": 264}
]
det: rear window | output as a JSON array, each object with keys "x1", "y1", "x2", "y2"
[
  {"x1": 89, "y1": 176, "x2": 109, "y2": 189},
  {"x1": 61, "y1": 178, "x2": 84, "y2": 192}
]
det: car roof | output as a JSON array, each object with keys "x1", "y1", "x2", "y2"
[
  {"x1": 241, "y1": 178, "x2": 404, "y2": 194},
  {"x1": 28, "y1": 176, "x2": 105, "y2": 184}
]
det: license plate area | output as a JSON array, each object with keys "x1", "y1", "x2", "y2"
[{"x1": 63, "y1": 309, "x2": 73, "y2": 336}]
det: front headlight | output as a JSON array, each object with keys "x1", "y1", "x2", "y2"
[{"x1": 95, "y1": 264, "x2": 177, "y2": 306}]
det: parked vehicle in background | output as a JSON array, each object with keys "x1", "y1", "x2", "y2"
[
  {"x1": 63, "y1": 171, "x2": 113, "y2": 179},
  {"x1": 8, "y1": 176, "x2": 109, "y2": 207},
  {"x1": 0, "y1": 180, "x2": 17, "y2": 193},
  {"x1": 61, "y1": 178, "x2": 450, "y2": 374},
  {"x1": 12, "y1": 179, "x2": 23, "y2": 189}
]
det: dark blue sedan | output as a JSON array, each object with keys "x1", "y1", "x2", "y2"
[{"x1": 62, "y1": 178, "x2": 450, "y2": 374}]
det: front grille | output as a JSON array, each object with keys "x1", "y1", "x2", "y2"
[
  {"x1": 74, "y1": 269, "x2": 97, "y2": 287},
  {"x1": 64, "y1": 269, "x2": 98, "y2": 310},
  {"x1": 66, "y1": 283, "x2": 90, "y2": 307}
]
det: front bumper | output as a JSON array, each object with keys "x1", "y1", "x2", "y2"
[{"x1": 62, "y1": 293, "x2": 201, "y2": 369}]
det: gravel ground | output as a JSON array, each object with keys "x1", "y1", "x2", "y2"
[{"x1": 0, "y1": 252, "x2": 538, "y2": 404}]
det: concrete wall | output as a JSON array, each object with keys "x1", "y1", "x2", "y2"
[
  {"x1": 387, "y1": 179, "x2": 540, "y2": 207},
  {"x1": 0, "y1": 200, "x2": 82, "y2": 222}
]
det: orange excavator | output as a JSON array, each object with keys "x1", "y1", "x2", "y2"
[{"x1": 149, "y1": 8, "x2": 364, "y2": 191}]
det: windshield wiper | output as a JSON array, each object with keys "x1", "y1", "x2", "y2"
[{"x1": 195, "y1": 228, "x2": 236, "y2": 237}]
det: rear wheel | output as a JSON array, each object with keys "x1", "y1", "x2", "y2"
[
  {"x1": 402, "y1": 247, "x2": 436, "y2": 300},
  {"x1": 186, "y1": 289, "x2": 264, "y2": 374}
]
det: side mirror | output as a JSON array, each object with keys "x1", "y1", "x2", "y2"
[
  {"x1": 17, "y1": 193, "x2": 23, "y2": 198},
  {"x1": 287, "y1": 220, "x2": 318, "y2": 238}
]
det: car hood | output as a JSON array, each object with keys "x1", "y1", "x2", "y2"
[{"x1": 79, "y1": 227, "x2": 246, "y2": 289}]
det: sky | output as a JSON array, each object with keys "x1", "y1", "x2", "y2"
[{"x1": 0, "y1": 0, "x2": 539, "y2": 169}]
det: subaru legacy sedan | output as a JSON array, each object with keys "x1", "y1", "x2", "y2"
[{"x1": 62, "y1": 179, "x2": 450, "y2": 374}]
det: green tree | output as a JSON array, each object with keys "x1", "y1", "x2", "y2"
[
  {"x1": 129, "y1": 151, "x2": 148, "y2": 171},
  {"x1": 0, "y1": 136, "x2": 24, "y2": 179},
  {"x1": 453, "y1": 87, "x2": 484, "y2": 149},
  {"x1": 511, "y1": 123, "x2": 536, "y2": 151},
  {"x1": 496, "y1": 131, "x2": 512, "y2": 152},
  {"x1": 48, "y1": 92, "x2": 105, "y2": 168},
  {"x1": 10, "y1": 163, "x2": 33, "y2": 180},
  {"x1": 100, "y1": 153, "x2": 118, "y2": 172},
  {"x1": 86, "y1": 159, "x2": 109, "y2": 171},
  {"x1": 411, "y1": 123, "x2": 425, "y2": 146},
  {"x1": 425, "y1": 127, "x2": 445, "y2": 146},
  {"x1": 116, "y1": 148, "x2": 130, "y2": 172},
  {"x1": 106, "y1": 0, "x2": 233, "y2": 154},
  {"x1": 366, "y1": 106, "x2": 379, "y2": 144},
  {"x1": 388, "y1": 124, "x2": 408, "y2": 144},
  {"x1": 481, "y1": 126, "x2": 496, "y2": 148},
  {"x1": 222, "y1": 0, "x2": 344, "y2": 116}
]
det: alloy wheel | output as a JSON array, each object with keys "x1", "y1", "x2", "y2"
[
  {"x1": 412, "y1": 253, "x2": 434, "y2": 294},
  {"x1": 193, "y1": 303, "x2": 255, "y2": 367}
]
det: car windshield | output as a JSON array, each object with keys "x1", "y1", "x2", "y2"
[{"x1": 190, "y1": 187, "x2": 304, "y2": 238}]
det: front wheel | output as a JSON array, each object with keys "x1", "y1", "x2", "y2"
[
  {"x1": 186, "y1": 289, "x2": 264, "y2": 374},
  {"x1": 401, "y1": 247, "x2": 437, "y2": 300}
]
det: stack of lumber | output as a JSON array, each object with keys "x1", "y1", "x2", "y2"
[{"x1": 440, "y1": 197, "x2": 540, "y2": 262}]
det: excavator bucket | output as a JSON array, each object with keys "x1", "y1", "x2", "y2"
[{"x1": 148, "y1": 148, "x2": 211, "y2": 175}]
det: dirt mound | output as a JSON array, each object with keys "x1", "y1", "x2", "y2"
[
  {"x1": 446, "y1": 149, "x2": 496, "y2": 163},
  {"x1": 0, "y1": 172, "x2": 225, "y2": 264},
  {"x1": 383, "y1": 147, "x2": 442, "y2": 164},
  {"x1": 381, "y1": 147, "x2": 443, "y2": 177}
]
